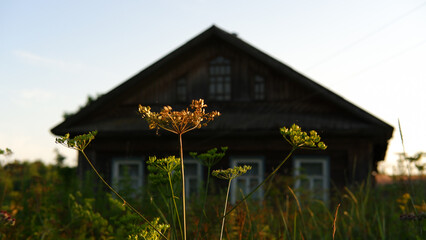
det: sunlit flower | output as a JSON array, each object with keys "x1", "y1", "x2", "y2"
[
  {"x1": 55, "y1": 131, "x2": 98, "y2": 152},
  {"x1": 280, "y1": 124, "x2": 327, "y2": 150},
  {"x1": 212, "y1": 165, "x2": 252, "y2": 180},
  {"x1": 139, "y1": 99, "x2": 220, "y2": 135}
]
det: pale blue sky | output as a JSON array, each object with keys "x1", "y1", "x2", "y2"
[{"x1": 1, "y1": 0, "x2": 425, "y2": 173}]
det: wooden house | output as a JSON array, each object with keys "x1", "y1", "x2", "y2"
[{"x1": 51, "y1": 25, "x2": 393, "y2": 202}]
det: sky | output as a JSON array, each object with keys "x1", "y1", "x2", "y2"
[{"x1": 1, "y1": 0, "x2": 425, "y2": 174}]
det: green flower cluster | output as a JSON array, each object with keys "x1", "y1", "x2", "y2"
[
  {"x1": 280, "y1": 124, "x2": 327, "y2": 150},
  {"x1": 189, "y1": 147, "x2": 227, "y2": 168},
  {"x1": 55, "y1": 131, "x2": 98, "y2": 151},
  {"x1": 147, "y1": 156, "x2": 181, "y2": 185},
  {"x1": 212, "y1": 165, "x2": 252, "y2": 180}
]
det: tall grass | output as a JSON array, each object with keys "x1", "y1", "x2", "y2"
[{"x1": 0, "y1": 159, "x2": 425, "y2": 239}]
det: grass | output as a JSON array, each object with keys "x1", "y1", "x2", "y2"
[{"x1": 0, "y1": 159, "x2": 425, "y2": 239}]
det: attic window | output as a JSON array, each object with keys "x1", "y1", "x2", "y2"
[
  {"x1": 209, "y1": 56, "x2": 231, "y2": 101},
  {"x1": 253, "y1": 75, "x2": 265, "y2": 100},
  {"x1": 176, "y1": 77, "x2": 187, "y2": 102}
]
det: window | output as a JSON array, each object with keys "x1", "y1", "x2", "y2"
[
  {"x1": 209, "y1": 56, "x2": 231, "y2": 101},
  {"x1": 253, "y1": 75, "x2": 265, "y2": 100},
  {"x1": 112, "y1": 159, "x2": 144, "y2": 192},
  {"x1": 230, "y1": 157, "x2": 264, "y2": 204},
  {"x1": 293, "y1": 157, "x2": 329, "y2": 202},
  {"x1": 176, "y1": 77, "x2": 187, "y2": 102}
]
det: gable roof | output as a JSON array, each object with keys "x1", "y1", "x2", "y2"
[{"x1": 51, "y1": 25, "x2": 393, "y2": 141}]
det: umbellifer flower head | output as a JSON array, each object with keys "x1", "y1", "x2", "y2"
[
  {"x1": 280, "y1": 124, "x2": 327, "y2": 150},
  {"x1": 139, "y1": 99, "x2": 220, "y2": 135},
  {"x1": 212, "y1": 165, "x2": 252, "y2": 180},
  {"x1": 55, "y1": 131, "x2": 98, "y2": 152}
]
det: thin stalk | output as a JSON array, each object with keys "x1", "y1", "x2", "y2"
[
  {"x1": 224, "y1": 148, "x2": 296, "y2": 217},
  {"x1": 288, "y1": 186, "x2": 306, "y2": 237},
  {"x1": 195, "y1": 165, "x2": 212, "y2": 239},
  {"x1": 241, "y1": 190, "x2": 254, "y2": 240},
  {"x1": 332, "y1": 203, "x2": 341, "y2": 240},
  {"x1": 81, "y1": 151, "x2": 168, "y2": 240},
  {"x1": 220, "y1": 179, "x2": 232, "y2": 240},
  {"x1": 168, "y1": 172, "x2": 183, "y2": 240},
  {"x1": 293, "y1": 212, "x2": 297, "y2": 240},
  {"x1": 179, "y1": 133, "x2": 187, "y2": 240},
  {"x1": 277, "y1": 198, "x2": 291, "y2": 240},
  {"x1": 148, "y1": 192, "x2": 170, "y2": 232}
]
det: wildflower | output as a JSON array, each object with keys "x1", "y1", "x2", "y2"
[
  {"x1": 190, "y1": 147, "x2": 227, "y2": 168},
  {"x1": 280, "y1": 124, "x2": 327, "y2": 150},
  {"x1": 147, "y1": 156, "x2": 181, "y2": 184},
  {"x1": 55, "y1": 131, "x2": 97, "y2": 152},
  {"x1": 147, "y1": 156, "x2": 181, "y2": 173},
  {"x1": 0, "y1": 210, "x2": 15, "y2": 226},
  {"x1": 140, "y1": 99, "x2": 220, "y2": 240},
  {"x1": 212, "y1": 165, "x2": 252, "y2": 180},
  {"x1": 139, "y1": 99, "x2": 220, "y2": 135}
]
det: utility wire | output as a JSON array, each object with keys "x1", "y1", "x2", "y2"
[
  {"x1": 344, "y1": 37, "x2": 426, "y2": 80},
  {"x1": 305, "y1": 1, "x2": 426, "y2": 71}
]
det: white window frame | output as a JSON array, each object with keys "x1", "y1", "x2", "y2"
[
  {"x1": 230, "y1": 157, "x2": 264, "y2": 204},
  {"x1": 293, "y1": 156, "x2": 329, "y2": 202},
  {"x1": 184, "y1": 159, "x2": 203, "y2": 198},
  {"x1": 112, "y1": 158, "x2": 144, "y2": 191}
]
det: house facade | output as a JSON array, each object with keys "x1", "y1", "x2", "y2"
[{"x1": 51, "y1": 25, "x2": 393, "y2": 202}]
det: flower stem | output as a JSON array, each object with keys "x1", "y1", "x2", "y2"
[
  {"x1": 220, "y1": 179, "x2": 232, "y2": 240},
  {"x1": 179, "y1": 133, "x2": 187, "y2": 240},
  {"x1": 195, "y1": 165, "x2": 212, "y2": 239},
  {"x1": 168, "y1": 172, "x2": 183, "y2": 240}
]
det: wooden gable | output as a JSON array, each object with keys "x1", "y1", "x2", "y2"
[
  {"x1": 51, "y1": 25, "x2": 393, "y2": 152},
  {"x1": 51, "y1": 25, "x2": 395, "y2": 187}
]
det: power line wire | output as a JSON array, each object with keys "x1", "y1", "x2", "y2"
[
  {"x1": 343, "y1": 37, "x2": 426, "y2": 80},
  {"x1": 305, "y1": 1, "x2": 426, "y2": 71}
]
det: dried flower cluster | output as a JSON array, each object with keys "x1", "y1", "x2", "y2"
[
  {"x1": 0, "y1": 210, "x2": 15, "y2": 227},
  {"x1": 280, "y1": 124, "x2": 327, "y2": 150},
  {"x1": 139, "y1": 99, "x2": 220, "y2": 135},
  {"x1": 212, "y1": 165, "x2": 252, "y2": 180},
  {"x1": 55, "y1": 131, "x2": 98, "y2": 152}
]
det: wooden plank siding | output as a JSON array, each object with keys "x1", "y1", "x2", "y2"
[{"x1": 52, "y1": 25, "x2": 393, "y2": 199}]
